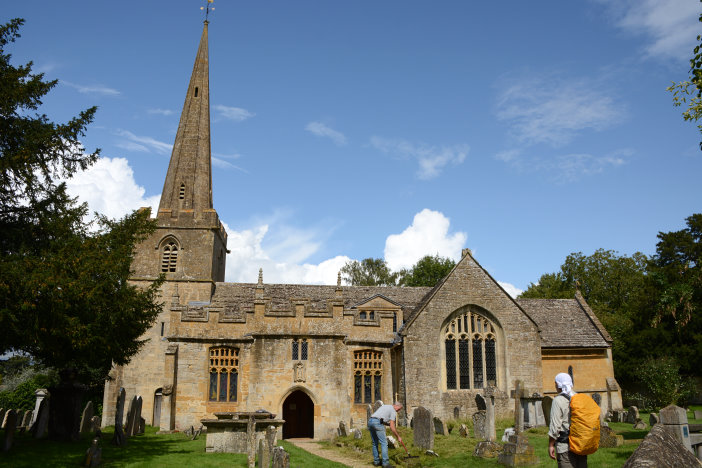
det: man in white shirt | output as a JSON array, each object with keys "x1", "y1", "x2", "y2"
[
  {"x1": 367, "y1": 402, "x2": 403, "y2": 467},
  {"x1": 548, "y1": 373, "x2": 587, "y2": 468}
]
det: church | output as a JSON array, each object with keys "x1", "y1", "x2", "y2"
[{"x1": 102, "y1": 21, "x2": 622, "y2": 438}]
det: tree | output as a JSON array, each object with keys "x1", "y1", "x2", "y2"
[
  {"x1": 340, "y1": 258, "x2": 398, "y2": 286},
  {"x1": 668, "y1": 11, "x2": 702, "y2": 149},
  {"x1": 398, "y1": 254, "x2": 456, "y2": 287},
  {"x1": 0, "y1": 19, "x2": 162, "y2": 388}
]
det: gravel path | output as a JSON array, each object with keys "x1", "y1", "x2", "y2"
[{"x1": 286, "y1": 438, "x2": 377, "y2": 468}]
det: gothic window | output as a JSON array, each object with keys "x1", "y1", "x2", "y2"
[
  {"x1": 292, "y1": 338, "x2": 307, "y2": 361},
  {"x1": 179, "y1": 183, "x2": 185, "y2": 200},
  {"x1": 443, "y1": 309, "x2": 498, "y2": 390},
  {"x1": 208, "y1": 347, "x2": 239, "y2": 402},
  {"x1": 160, "y1": 241, "x2": 179, "y2": 273},
  {"x1": 353, "y1": 350, "x2": 382, "y2": 404}
]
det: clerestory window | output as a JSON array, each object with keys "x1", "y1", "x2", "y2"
[
  {"x1": 209, "y1": 347, "x2": 239, "y2": 402},
  {"x1": 444, "y1": 309, "x2": 497, "y2": 390},
  {"x1": 353, "y1": 350, "x2": 382, "y2": 404}
]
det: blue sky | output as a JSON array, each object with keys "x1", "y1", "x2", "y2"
[{"x1": 5, "y1": 1, "x2": 702, "y2": 295}]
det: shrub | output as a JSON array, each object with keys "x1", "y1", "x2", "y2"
[{"x1": 636, "y1": 356, "x2": 696, "y2": 409}]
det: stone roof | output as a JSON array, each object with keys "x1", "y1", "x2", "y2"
[
  {"x1": 516, "y1": 297, "x2": 611, "y2": 348},
  {"x1": 211, "y1": 282, "x2": 432, "y2": 315}
]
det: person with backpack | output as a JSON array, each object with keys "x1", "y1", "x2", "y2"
[{"x1": 548, "y1": 372, "x2": 600, "y2": 468}]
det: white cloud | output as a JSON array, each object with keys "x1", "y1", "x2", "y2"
[
  {"x1": 214, "y1": 105, "x2": 255, "y2": 122},
  {"x1": 498, "y1": 281, "x2": 523, "y2": 299},
  {"x1": 496, "y1": 75, "x2": 624, "y2": 147},
  {"x1": 305, "y1": 121, "x2": 347, "y2": 146},
  {"x1": 147, "y1": 108, "x2": 174, "y2": 116},
  {"x1": 115, "y1": 129, "x2": 172, "y2": 155},
  {"x1": 62, "y1": 81, "x2": 120, "y2": 96},
  {"x1": 554, "y1": 151, "x2": 628, "y2": 182},
  {"x1": 384, "y1": 209, "x2": 467, "y2": 271},
  {"x1": 602, "y1": 0, "x2": 702, "y2": 61},
  {"x1": 370, "y1": 137, "x2": 468, "y2": 179},
  {"x1": 62, "y1": 157, "x2": 160, "y2": 221},
  {"x1": 495, "y1": 149, "x2": 522, "y2": 163}
]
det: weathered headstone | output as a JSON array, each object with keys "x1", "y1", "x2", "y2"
[
  {"x1": 2, "y1": 409, "x2": 17, "y2": 452},
  {"x1": 272, "y1": 446, "x2": 290, "y2": 468},
  {"x1": 31, "y1": 398, "x2": 49, "y2": 439},
  {"x1": 387, "y1": 435, "x2": 397, "y2": 449},
  {"x1": 80, "y1": 401, "x2": 95, "y2": 434},
  {"x1": 459, "y1": 423, "x2": 469, "y2": 438},
  {"x1": 0, "y1": 410, "x2": 5, "y2": 429},
  {"x1": 1, "y1": 410, "x2": 9, "y2": 429},
  {"x1": 257, "y1": 439, "x2": 270, "y2": 468},
  {"x1": 353, "y1": 428, "x2": 362, "y2": 439},
  {"x1": 453, "y1": 407, "x2": 460, "y2": 419},
  {"x1": 372, "y1": 400, "x2": 383, "y2": 413},
  {"x1": 21, "y1": 410, "x2": 33, "y2": 429},
  {"x1": 633, "y1": 418, "x2": 647, "y2": 430},
  {"x1": 659, "y1": 404, "x2": 693, "y2": 453},
  {"x1": 511, "y1": 380, "x2": 524, "y2": 433},
  {"x1": 502, "y1": 428, "x2": 515, "y2": 442},
  {"x1": 649, "y1": 413, "x2": 659, "y2": 426},
  {"x1": 475, "y1": 394, "x2": 487, "y2": 411},
  {"x1": 626, "y1": 406, "x2": 639, "y2": 424},
  {"x1": 433, "y1": 416, "x2": 447, "y2": 435},
  {"x1": 265, "y1": 425, "x2": 277, "y2": 456},
  {"x1": 591, "y1": 393, "x2": 602, "y2": 407},
  {"x1": 84, "y1": 438, "x2": 102, "y2": 467},
  {"x1": 599, "y1": 425, "x2": 624, "y2": 448},
  {"x1": 473, "y1": 411, "x2": 487, "y2": 440},
  {"x1": 131, "y1": 396, "x2": 143, "y2": 437},
  {"x1": 124, "y1": 396, "x2": 137, "y2": 438},
  {"x1": 694, "y1": 410, "x2": 702, "y2": 420},
  {"x1": 622, "y1": 423, "x2": 701, "y2": 468},
  {"x1": 337, "y1": 420, "x2": 348, "y2": 437},
  {"x1": 498, "y1": 432, "x2": 538, "y2": 466},
  {"x1": 366, "y1": 404, "x2": 372, "y2": 424},
  {"x1": 474, "y1": 440, "x2": 501, "y2": 458},
  {"x1": 111, "y1": 388, "x2": 126, "y2": 447},
  {"x1": 484, "y1": 389, "x2": 497, "y2": 441},
  {"x1": 31, "y1": 389, "x2": 49, "y2": 426},
  {"x1": 138, "y1": 417, "x2": 146, "y2": 435},
  {"x1": 247, "y1": 416, "x2": 256, "y2": 468},
  {"x1": 412, "y1": 406, "x2": 434, "y2": 450}
]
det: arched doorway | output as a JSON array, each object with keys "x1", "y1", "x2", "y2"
[{"x1": 282, "y1": 390, "x2": 314, "y2": 438}]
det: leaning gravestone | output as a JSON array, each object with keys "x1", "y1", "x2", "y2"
[
  {"x1": 1, "y1": 410, "x2": 10, "y2": 429},
  {"x1": 373, "y1": 400, "x2": 384, "y2": 412},
  {"x1": 633, "y1": 418, "x2": 647, "y2": 430},
  {"x1": 627, "y1": 406, "x2": 639, "y2": 424},
  {"x1": 338, "y1": 420, "x2": 348, "y2": 437},
  {"x1": 31, "y1": 389, "x2": 49, "y2": 426},
  {"x1": 649, "y1": 413, "x2": 659, "y2": 426},
  {"x1": 472, "y1": 411, "x2": 487, "y2": 440},
  {"x1": 413, "y1": 406, "x2": 434, "y2": 450},
  {"x1": 131, "y1": 396, "x2": 143, "y2": 437},
  {"x1": 459, "y1": 424, "x2": 469, "y2": 438},
  {"x1": 80, "y1": 401, "x2": 94, "y2": 434},
  {"x1": 353, "y1": 428, "x2": 362, "y2": 439},
  {"x1": 124, "y1": 396, "x2": 137, "y2": 438},
  {"x1": 433, "y1": 416, "x2": 448, "y2": 435},
  {"x1": 0, "y1": 410, "x2": 5, "y2": 429},
  {"x1": 84, "y1": 438, "x2": 102, "y2": 467},
  {"x1": 111, "y1": 388, "x2": 127, "y2": 447},
  {"x1": 2, "y1": 410, "x2": 17, "y2": 452},
  {"x1": 31, "y1": 398, "x2": 50, "y2": 439},
  {"x1": 622, "y1": 423, "x2": 702, "y2": 467},
  {"x1": 272, "y1": 446, "x2": 290, "y2": 468},
  {"x1": 474, "y1": 440, "x2": 502, "y2": 458}
]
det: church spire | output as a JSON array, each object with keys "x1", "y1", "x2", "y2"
[{"x1": 158, "y1": 21, "x2": 212, "y2": 216}]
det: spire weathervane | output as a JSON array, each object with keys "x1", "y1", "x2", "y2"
[{"x1": 200, "y1": 0, "x2": 215, "y2": 22}]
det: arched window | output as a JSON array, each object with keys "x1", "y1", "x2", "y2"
[
  {"x1": 353, "y1": 350, "x2": 382, "y2": 404},
  {"x1": 292, "y1": 338, "x2": 308, "y2": 361},
  {"x1": 444, "y1": 309, "x2": 498, "y2": 390},
  {"x1": 161, "y1": 241, "x2": 178, "y2": 273},
  {"x1": 209, "y1": 347, "x2": 239, "y2": 402}
]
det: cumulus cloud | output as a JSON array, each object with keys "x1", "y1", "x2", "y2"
[
  {"x1": 214, "y1": 105, "x2": 255, "y2": 122},
  {"x1": 305, "y1": 121, "x2": 347, "y2": 146},
  {"x1": 498, "y1": 281, "x2": 523, "y2": 299},
  {"x1": 62, "y1": 81, "x2": 120, "y2": 96},
  {"x1": 601, "y1": 0, "x2": 702, "y2": 62},
  {"x1": 370, "y1": 137, "x2": 468, "y2": 180},
  {"x1": 115, "y1": 130, "x2": 172, "y2": 155},
  {"x1": 61, "y1": 156, "x2": 160, "y2": 221},
  {"x1": 496, "y1": 75, "x2": 624, "y2": 147},
  {"x1": 384, "y1": 209, "x2": 467, "y2": 271}
]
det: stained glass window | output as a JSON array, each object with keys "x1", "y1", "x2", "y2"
[
  {"x1": 485, "y1": 338, "x2": 496, "y2": 385},
  {"x1": 301, "y1": 339, "x2": 308, "y2": 360},
  {"x1": 208, "y1": 347, "x2": 239, "y2": 402},
  {"x1": 459, "y1": 339, "x2": 470, "y2": 389},
  {"x1": 473, "y1": 338, "x2": 483, "y2": 388},
  {"x1": 353, "y1": 350, "x2": 383, "y2": 403},
  {"x1": 445, "y1": 339, "x2": 456, "y2": 389},
  {"x1": 292, "y1": 340, "x2": 299, "y2": 360},
  {"x1": 443, "y1": 308, "x2": 498, "y2": 390}
]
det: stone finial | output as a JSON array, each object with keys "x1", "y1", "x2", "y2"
[
  {"x1": 258, "y1": 268, "x2": 263, "y2": 285},
  {"x1": 462, "y1": 248, "x2": 472, "y2": 257},
  {"x1": 337, "y1": 271, "x2": 341, "y2": 287}
]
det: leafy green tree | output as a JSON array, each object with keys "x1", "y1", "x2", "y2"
[
  {"x1": 0, "y1": 18, "x2": 162, "y2": 388},
  {"x1": 668, "y1": 11, "x2": 702, "y2": 149},
  {"x1": 340, "y1": 258, "x2": 398, "y2": 286},
  {"x1": 398, "y1": 255, "x2": 456, "y2": 287},
  {"x1": 634, "y1": 357, "x2": 696, "y2": 410}
]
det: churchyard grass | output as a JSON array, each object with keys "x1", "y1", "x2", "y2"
[{"x1": 0, "y1": 426, "x2": 344, "y2": 467}]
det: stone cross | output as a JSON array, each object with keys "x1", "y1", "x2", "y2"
[
  {"x1": 247, "y1": 416, "x2": 256, "y2": 468},
  {"x1": 511, "y1": 380, "x2": 524, "y2": 434},
  {"x1": 484, "y1": 390, "x2": 496, "y2": 442}
]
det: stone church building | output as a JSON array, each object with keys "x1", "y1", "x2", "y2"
[{"x1": 102, "y1": 22, "x2": 622, "y2": 438}]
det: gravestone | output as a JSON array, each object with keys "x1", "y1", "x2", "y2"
[
  {"x1": 373, "y1": 400, "x2": 383, "y2": 412},
  {"x1": 124, "y1": 396, "x2": 137, "y2": 438},
  {"x1": 633, "y1": 418, "x2": 647, "y2": 430},
  {"x1": 695, "y1": 410, "x2": 702, "y2": 420},
  {"x1": 474, "y1": 440, "x2": 502, "y2": 458},
  {"x1": 627, "y1": 406, "x2": 639, "y2": 424},
  {"x1": 247, "y1": 416, "x2": 256, "y2": 468},
  {"x1": 31, "y1": 389, "x2": 49, "y2": 426},
  {"x1": 131, "y1": 396, "x2": 143, "y2": 437},
  {"x1": 387, "y1": 435, "x2": 397, "y2": 449},
  {"x1": 2, "y1": 410, "x2": 17, "y2": 452},
  {"x1": 353, "y1": 428, "x2": 362, "y2": 439},
  {"x1": 80, "y1": 401, "x2": 94, "y2": 434},
  {"x1": 265, "y1": 425, "x2": 277, "y2": 456},
  {"x1": 21, "y1": 410, "x2": 33, "y2": 429},
  {"x1": 599, "y1": 426, "x2": 624, "y2": 448},
  {"x1": 475, "y1": 394, "x2": 487, "y2": 411},
  {"x1": 138, "y1": 417, "x2": 146, "y2": 435},
  {"x1": 84, "y1": 438, "x2": 102, "y2": 467},
  {"x1": 366, "y1": 404, "x2": 372, "y2": 424},
  {"x1": 649, "y1": 413, "x2": 659, "y2": 426},
  {"x1": 272, "y1": 446, "x2": 290, "y2": 468},
  {"x1": 622, "y1": 423, "x2": 701, "y2": 468},
  {"x1": 32, "y1": 398, "x2": 49, "y2": 439},
  {"x1": 502, "y1": 428, "x2": 515, "y2": 442},
  {"x1": 338, "y1": 420, "x2": 348, "y2": 437},
  {"x1": 498, "y1": 433, "x2": 538, "y2": 466},
  {"x1": 1, "y1": 410, "x2": 9, "y2": 429},
  {"x1": 111, "y1": 388, "x2": 126, "y2": 447},
  {"x1": 433, "y1": 416, "x2": 448, "y2": 436},
  {"x1": 453, "y1": 407, "x2": 460, "y2": 419},
  {"x1": 191, "y1": 425, "x2": 202, "y2": 440},
  {"x1": 0, "y1": 410, "x2": 5, "y2": 429},
  {"x1": 412, "y1": 406, "x2": 434, "y2": 450},
  {"x1": 484, "y1": 388, "x2": 497, "y2": 441},
  {"x1": 659, "y1": 404, "x2": 693, "y2": 453},
  {"x1": 459, "y1": 424, "x2": 469, "y2": 438},
  {"x1": 257, "y1": 439, "x2": 270, "y2": 468},
  {"x1": 473, "y1": 411, "x2": 487, "y2": 440},
  {"x1": 511, "y1": 380, "x2": 524, "y2": 433}
]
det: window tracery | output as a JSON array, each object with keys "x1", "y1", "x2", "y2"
[
  {"x1": 209, "y1": 347, "x2": 239, "y2": 402},
  {"x1": 160, "y1": 240, "x2": 179, "y2": 273},
  {"x1": 353, "y1": 350, "x2": 382, "y2": 404}
]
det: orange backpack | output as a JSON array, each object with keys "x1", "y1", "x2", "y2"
[{"x1": 568, "y1": 393, "x2": 601, "y2": 455}]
